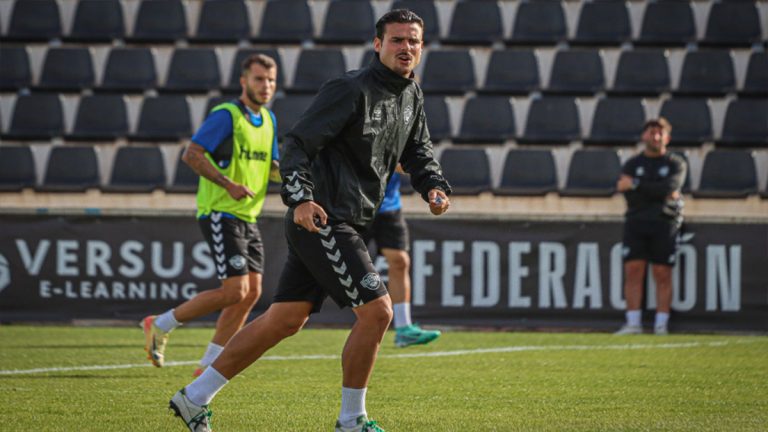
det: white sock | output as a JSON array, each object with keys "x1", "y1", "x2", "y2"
[
  {"x1": 154, "y1": 309, "x2": 181, "y2": 333},
  {"x1": 393, "y1": 302, "x2": 412, "y2": 329},
  {"x1": 339, "y1": 387, "x2": 367, "y2": 427},
  {"x1": 199, "y1": 343, "x2": 224, "y2": 368},
  {"x1": 626, "y1": 310, "x2": 641, "y2": 327},
  {"x1": 655, "y1": 312, "x2": 670, "y2": 328},
  {"x1": 185, "y1": 367, "x2": 229, "y2": 406}
]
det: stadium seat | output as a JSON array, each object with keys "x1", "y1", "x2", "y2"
[
  {"x1": 131, "y1": 96, "x2": 192, "y2": 141},
  {"x1": 694, "y1": 150, "x2": 757, "y2": 198},
  {"x1": 481, "y1": 49, "x2": 540, "y2": 95},
  {"x1": 494, "y1": 149, "x2": 558, "y2": 196},
  {"x1": 455, "y1": 96, "x2": 515, "y2": 144},
  {"x1": 438, "y1": 148, "x2": 492, "y2": 195},
  {"x1": 701, "y1": 2, "x2": 762, "y2": 47},
  {"x1": 104, "y1": 147, "x2": 167, "y2": 192},
  {"x1": 254, "y1": 0, "x2": 313, "y2": 44},
  {"x1": 0, "y1": 146, "x2": 36, "y2": 191},
  {"x1": 520, "y1": 97, "x2": 581, "y2": 144},
  {"x1": 167, "y1": 151, "x2": 198, "y2": 193},
  {"x1": 66, "y1": 0, "x2": 125, "y2": 42},
  {"x1": 99, "y1": 48, "x2": 157, "y2": 93},
  {"x1": 66, "y1": 95, "x2": 128, "y2": 141},
  {"x1": 741, "y1": 52, "x2": 768, "y2": 97},
  {"x1": 392, "y1": 0, "x2": 440, "y2": 43},
  {"x1": 671, "y1": 151, "x2": 692, "y2": 194},
  {"x1": 191, "y1": 0, "x2": 250, "y2": 43},
  {"x1": 0, "y1": 46, "x2": 31, "y2": 90},
  {"x1": 37, "y1": 47, "x2": 95, "y2": 92},
  {"x1": 560, "y1": 149, "x2": 621, "y2": 197},
  {"x1": 572, "y1": 2, "x2": 631, "y2": 46},
  {"x1": 39, "y1": 146, "x2": 100, "y2": 192},
  {"x1": 659, "y1": 98, "x2": 713, "y2": 146},
  {"x1": 270, "y1": 95, "x2": 314, "y2": 140},
  {"x1": 584, "y1": 97, "x2": 645, "y2": 145},
  {"x1": 2, "y1": 94, "x2": 64, "y2": 140},
  {"x1": 443, "y1": 1, "x2": 503, "y2": 45},
  {"x1": 717, "y1": 100, "x2": 768, "y2": 148},
  {"x1": 420, "y1": 50, "x2": 475, "y2": 95},
  {"x1": 508, "y1": 1, "x2": 567, "y2": 46},
  {"x1": 676, "y1": 50, "x2": 735, "y2": 96},
  {"x1": 547, "y1": 49, "x2": 605, "y2": 95},
  {"x1": 224, "y1": 48, "x2": 284, "y2": 93},
  {"x1": 203, "y1": 96, "x2": 236, "y2": 121},
  {"x1": 317, "y1": 0, "x2": 374, "y2": 44},
  {"x1": 4, "y1": 0, "x2": 62, "y2": 42},
  {"x1": 610, "y1": 49, "x2": 670, "y2": 96},
  {"x1": 636, "y1": 1, "x2": 696, "y2": 46},
  {"x1": 290, "y1": 49, "x2": 346, "y2": 93},
  {"x1": 423, "y1": 96, "x2": 452, "y2": 142},
  {"x1": 164, "y1": 48, "x2": 221, "y2": 93},
  {"x1": 128, "y1": 0, "x2": 187, "y2": 43}
]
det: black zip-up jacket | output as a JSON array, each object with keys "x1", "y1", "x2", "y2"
[
  {"x1": 280, "y1": 55, "x2": 451, "y2": 230},
  {"x1": 622, "y1": 152, "x2": 687, "y2": 222}
]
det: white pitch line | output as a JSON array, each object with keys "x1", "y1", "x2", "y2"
[{"x1": 0, "y1": 339, "x2": 758, "y2": 376}]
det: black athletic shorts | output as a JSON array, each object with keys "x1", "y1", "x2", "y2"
[
  {"x1": 363, "y1": 209, "x2": 410, "y2": 253},
  {"x1": 274, "y1": 209, "x2": 389, "y2": 313},
  {"x1": 198, "y1": 212, "x2": 264, "y2": 280},
  {"x1": 622, "y1": 218, "x2": 680, "y2": 266}
]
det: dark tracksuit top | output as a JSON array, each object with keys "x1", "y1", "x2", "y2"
[{"x1": 621, "y1": 152, "x2": 687, "y2": 223}]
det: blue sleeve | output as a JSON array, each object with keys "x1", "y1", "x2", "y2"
[
  {"x1": 191, "y1": 109, "x2": 233, "y2": 153},
  {"x1": 269, "y1": 109, "x2": 279, "y2": 160}
]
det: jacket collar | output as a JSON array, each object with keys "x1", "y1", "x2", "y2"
[{"x1": 369, "y1": 53, "x2": 414, "y2": 93}]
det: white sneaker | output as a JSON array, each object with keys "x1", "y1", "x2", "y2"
[
  {"x1": 614, "y1": 324, "x2": 643, "y2": 335},
  {"x1": 654, "y1": 324, "x2": 669, "y2": 335},
  {"x1": 169, "y1": 389, "x2": 213, "y2": 432}
]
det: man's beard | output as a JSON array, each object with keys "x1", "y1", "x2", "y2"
[{"x1": 246, "y1": 88, "x2": 265, "y2": 106}]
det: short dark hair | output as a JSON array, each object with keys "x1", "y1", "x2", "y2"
[
  {"x1": 241, "y1": 54, "x2": 276, "y2": 76},
  {"x1": 643, "y1": 117, "x2": 672, "y2": 134},
  {"x1": 375, "y1": 9, "x2": 424, "y2": 41}
]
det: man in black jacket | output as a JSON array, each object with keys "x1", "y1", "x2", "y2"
[{"x1": 169, "y1": 9, "x2": 451, "y2": 432}]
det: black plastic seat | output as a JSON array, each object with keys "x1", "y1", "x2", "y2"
[
  {"x1": 420, "y1": 50, "x2": 475, "y2": 95},
  {"x1": 585, "y1": 97, "x2": 645, "y2": 145},
  {"x1": 100, "y1": 48, "x2": 157, "y2": 93},
  {"x1": 254, "y1": 0, "x2": 313, "y2": 43},
  {"x1": 443, "y1": 1, "x2": 503, "y2": 45},
  {"x1": 40, "y1": 146, "x2": 100, "y2": 192},
  {"x1": 224, "y1": 48, "x2": 284, "y2": 93},
  {"x1": 4, "y1": 0, "x2": 62, "y2": 42},
  {"x1": 572, "y1": 2, "x2": 631, "y2": 46},
  {"x1": 438, "y1": 148, "x2": 491, "y2": 195},
  {"x1": 191, "y1": 0, "x2": 250, "y2": 43},
  {"x1": 203, "y1": 96, "x2": 236, "y2": 122},
  {"x1": 481, "y1": 49, "x2": 540, "y2": 95},
  {"x1": 423, "y1": 96, "x2": 452, "y2": 142},
  {"x1": 270, "y1": 95, "x2": 315, "y2": 140},
  {"x1": 636, "y1": 2, "x2": 696, "y2": 47},
  {"x1": 167, "y1": 152, "x2": 198, "y2": 193},
  {"x1": 2, "y1": 94, "x2": 64, "y2": 140},
  {"x1": 701, "y1": 2, "x2": 762, "y2": 47},
  {"x1": 693, "y1": 150, "x2": 757, "y2": 198},
  {"x1": 290, "y1": 49, "x2": 346, "y2": 93},
  {"x1": 131, "y1": 96, "x2": 192, "y2": 141},
  {"x1": 456, "y1": 96, "x2": 515, "y2": 144},
  {"x1": 508, "y1": 1, "x2": 566, "y2": 46},
  {"x1": 547, "y1": 49, "x2": 604, "y2": 95},
  {"x1": 741, "y1": 52, "x2": 768, "y2": 97},
  {"x1": 104, "y1": 147, "x2": 167, "y2": 192},
  {"x1": 717, "y1": 100, "x2": 768, "y2": 148},
  {"x1": 392, "y1": 0, "x2": 440, "y2": 43},
  {"x1": 66, "y1": 0, "x2": 125, "y2": 42},
  {"x1": 317, "y1": 0, "x2": 374, "y2": 44},
  {"x1": 676, "y1": 50, "x2": 735, "y2": 96},
  {"x1": 560, "y1": 149, "x2": 621, "y2": 197},
  {"x1": 520, "y1": 97, "x2": 581, "y2": 144},
  {"x1": 611, "y1": 49, "x2": 670, "y2": 96},
  {"x1": 37, "y1": 47, "x2": 95, "y2": 91},
  {"x1": 659, "y1": 98, "x2": 713, "y2": 146},
  {"x1": 671, "y1": 151, "x2": 692, "y2": 194},
  {"x1": 0, "y1": 46, "x2": 31, "y2": 90},
  {"x1": 494, "y1": 149, "x2": 558, "y2": 196},
  {"x1": 128, "y1": 0, "x2": 187, "y2": 43},
  {"x1": 0, "y1": 146, "x2": 36, "y2": 191},
  {"x1": 164, "y1": 48, "x2": 221, "y2": 93},
  {"x1": 66, "y1": 95, "x2": 128, "y2": 141}
]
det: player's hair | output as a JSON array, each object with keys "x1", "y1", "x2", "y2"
[
  {"x1": 241, "y1": 54, "x2": 277, "y2": 76},
  {"x1": 643, "y1": 117, "x2": 672, "y2": 134},
  {"x1": 375, "y1": 9, "x2": 424, "y2": 41}
]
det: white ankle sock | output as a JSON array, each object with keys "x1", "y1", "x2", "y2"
[
  {"x1": 655, "y1": 312, "x2": 670, "y2": 328},
  {"x1": 154, "y1": 309, "x2": 181, "y2": 333},
  {"x1": 339, "y1": 387, "x2": 367, "y2": 427},
  {"x1": 393, "y1": 302, "x2": 412, "y2": 329},
  {"x1": 199, "y1": 343, "x2": 224, "y2": 368},
  {"x1": 185, "y1": 367, "x2": 229, "y2": 406},
  {"x1": 626, "y1": 310, "x2": 641, "y2": 327}
]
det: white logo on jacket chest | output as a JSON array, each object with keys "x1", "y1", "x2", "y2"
[
  {"x1": 635, "y1": 166, "x2": 645, "y2": 177},
  {"x1": 403, "y1": 106, "x2": 413, "y2": 125},
  {"x1": 658, "y1": 165, "x2": 669, "y2": 177}
]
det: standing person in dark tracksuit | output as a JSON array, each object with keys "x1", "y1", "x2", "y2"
[
  {"x1": 168, "y1": 9, "x2": 451, "y2": 432},
  {"x1": 615, "y1": 118, "x2": 686, "y2": 336}
]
